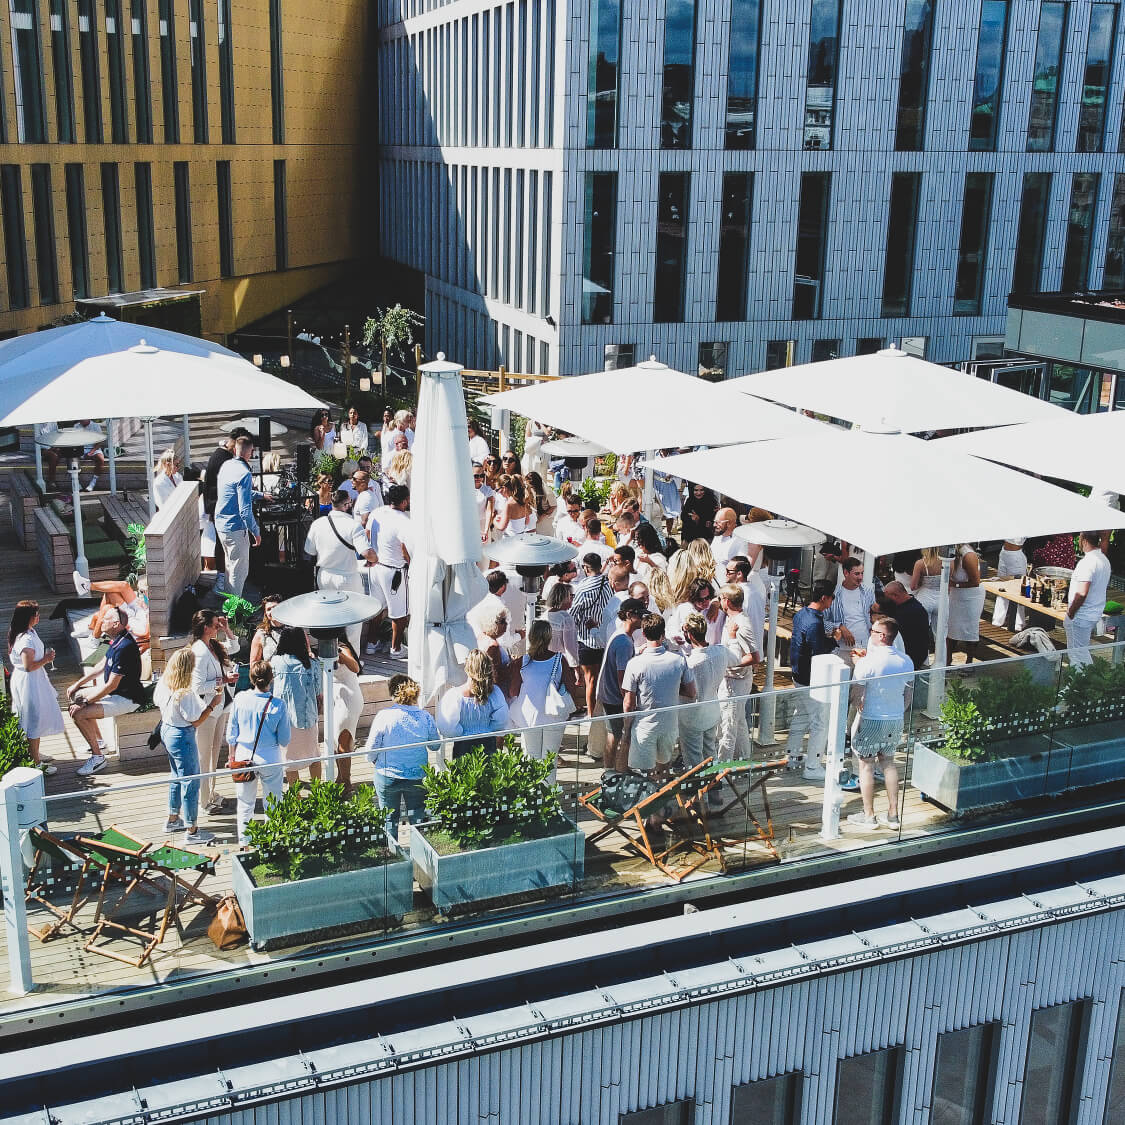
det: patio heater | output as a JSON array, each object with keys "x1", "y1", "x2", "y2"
[
  {"x1": 540, "y1": 437, "x2": 610, "y2": 485},
  {"x1": 272, "y1": 589, "x2": 384, "y2": 782},
  {"x1": 483, "y1": 532, "x2": 578, "y2": 638},
  {"x1": 734, "y1": 518, "x2": 825, "y2": 745},
  {"x1": 35, "y1": 425, "x2": 107, "y2": 579}
]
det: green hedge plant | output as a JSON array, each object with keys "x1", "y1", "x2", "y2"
[
  {"x1": 1059, "y1": 659, "x2": 1125, "y2": 726},
  {"x1": 938, "y1": 670, "x2": 1058, "y2": 763},
  {"x1": 0, "y1": 693, "x2": 35, "y2": 777}
]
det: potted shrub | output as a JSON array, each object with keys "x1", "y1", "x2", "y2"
[
  {"x1": 231, "y1": 779, "x2": 415, "y2": 951},
  {"x1": 221, "y1": 593, "x2": 259, "y2": 691},
  {"x1": 410, "y1": 740, "x2": 585, "y2": 913},
  {"x1": 1052, "y1": 659, "x2": 1125, "y2": 789},
  {"x1": 0, "y1": 692, "x2": 37, "y2": 778}
]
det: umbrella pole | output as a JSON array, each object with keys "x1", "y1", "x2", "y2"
[
  {"x1": 642, "y1": 451, "x2": 654, "y2": 524},
  {"x1": 320, "y1": 639, "x2": 338, "y2": 783},
  {"x1": 758, "y1": 576, "x2": 781, "y2": 744},
  {"x1": 70, "y1": 456, "x2": 88, "y2": 578},
  {"x1": 181, "y1": 415, "x2": 192, "y2": 466},
  {"x1": 105, "y1": 418, "x2": 118, "y2": 495},
  {"x1": 862, "y1": 552, "x2": 875, "y2": 586},
  {"x1": 33, "y1": 440, "x2": 44, "y2": 493},
  {"x1": 925, "y1": 557, "x2": 953, "y2": 717},
  {"x1": 144, "y1": 418, "x2": 156, "y2": 520}
]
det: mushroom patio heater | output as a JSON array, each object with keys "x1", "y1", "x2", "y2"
[
  {"x1": 272, "y1": 589, "x2": 384, "y2": 781},
  {"x1": 734, "y1": 519, "x2": 825, "y2": 745},
  {"x1": 483, "y1": 533, "x2": 578, "y2": 637},
  {"x1": 540, "y1": 437, "x2": 610, "y2": 484},
  {"x1": 35, "y1": 425, "x2": 107, "y2": 580}
]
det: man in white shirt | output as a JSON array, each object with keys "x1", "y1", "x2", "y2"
[
  {"x1": 680, "y1": 612, "x2": 738, "y2": 771},
  {"x1": 467, "y1": 420, "x2": 491, "y2": 465},
  {"x1": 468, "y1": 570, "x2": 522, "y2": 657},
  {"x1": 554, "y1": 496, "x2": 586, "y2": 548},
  {"x1": 710, "y1": 507, "x2": 740, "y2": 569},
  {"x1": 725, "y1": 556, "x2": 767, "y2": 654},
  {"x1": 1065, "y1": 530, "x2": 1113, "y2": 665},
  {"x1": 716, "y1": 585, "x2": 761, "y2": 760},
  {"x1": 352, "y1": 472, "x2": 385, "y2": 528},
  {"x1": 847, "y1": 616, "x2": 914, "y2": 831},
  {"x1": 304, "y1": 491, "x2": 379, "y2": 651},
  {"x1": 582, "y1": 518, "x2": 614, "y2": 565},
  {"x1": 825, "y1": 556, "x2": 877, "y2": 663},
  {"x1": 369, "y1": 484, "x2": 413, "y2": 657},
  {"x1": 472, "y1": 463, "x2": 496, "y2": 543}
]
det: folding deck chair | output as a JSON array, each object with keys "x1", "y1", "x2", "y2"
[
  {"x1": 76, "y1": 826, "x2": 217, "y2": 967},
  {"x1": 24, "y1": 827, "x2": 92, "y2": 942}
]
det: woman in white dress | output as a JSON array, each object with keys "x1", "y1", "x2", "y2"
[
  {"x1": 947, "y1": 544, "x2": 987, "y2": 665},
  {"x1": 522, "y1": 419, "x2": 550, "y2": 478},
  {"x1": 151, "y1": 448, "x2": 183, "y2": 511},
  {"x1": 338, "y1": 405, "x2": 370, "y2": 455},
  {"x1": 508, "y1": 621, "x2": 568, "y2": 778},
  {"x1": 7, "y1": 601, "x2": 62, "y2": 772},
  {"x1": 492, "y1": 474, "x2": 531, "y2": 538},
  {"x1": 910, "y1": 547, "x2": 944, "y2": 631},
  {"x1": 310, "y1": 408, "x2": 336, "y2": 453},
  {"x1": 330, "y1": 636, "x2": 364, "y2": 788},
  {"x1": 190, "y1": 609, "x2": 241, "y2": 815}
]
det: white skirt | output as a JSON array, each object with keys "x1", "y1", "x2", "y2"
[
  {"x1": 10, "y1": 666, "x2": 64, "y2": 740},
  {"x1": 947, "y1": 586, "x2": 987, "y2": 641}
]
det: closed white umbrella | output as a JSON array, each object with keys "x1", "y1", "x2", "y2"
[{"x1": 407, "y1": 353, "x2": 488, "y2": 704}]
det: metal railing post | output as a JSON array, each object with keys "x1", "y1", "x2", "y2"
[{"x1": 0, "y1": 768, "x2": 42, "y2": 995}]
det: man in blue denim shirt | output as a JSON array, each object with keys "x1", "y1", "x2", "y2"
[
  {"x1": 214, "y1": 435, "x2": 267, "y2": 596},
  {"x1": 787, "y1": 580, "x2": 836, "y2": 779}
]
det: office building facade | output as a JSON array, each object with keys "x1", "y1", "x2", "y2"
[
  {"x1": 377, "y1": 0, "x2": 1125, "y2": 377},
  {"x1": 0, "y1": 0, "x2": 368, "y2": 340}
]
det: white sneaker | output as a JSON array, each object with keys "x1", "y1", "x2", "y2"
[
  {"x1": 802, "y1": 763, "x2": 826, "y2": 782},
  {"x1": 847, "y1": 812, "x2": 879, "y2": 831},
  {"x1": 40, "y1": 762, "x2": 57, "y2": 776},
  {"x1": 877, "y1": 814, "x2": 901, "y2": 830},
  {"x1": 388, "y1": 647, "x2": 406, "y2": 659},
  {"x1": 72, "y1": 569, "x2": 92, "y2": 596},
  {"x1": 76, "y1": 754, "x2": 107, "y2": 776},
  {"x1": 365, "y1": 643, "x2": 378, "y2": 655},
  {"x1": 184, "y1": 829, "x2": 215, "y2": 845},
  {"x1": 85, "y1": 478, "x2": 98, "y2": 492}
]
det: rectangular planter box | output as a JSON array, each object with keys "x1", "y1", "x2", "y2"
[
  {"x1": 410, "y1": 817, "x2": 585, "y2": 913},
  {"x1": 1052, "y1": 721, "x2": 1125, "y2": 791},
  {"x1": 232, "y1": 836, "x2": 415, "y2": 951}
]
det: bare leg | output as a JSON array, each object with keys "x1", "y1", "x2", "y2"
[
  {"x1": 390, "y1": 616, "x2": 408, "y2": 651},
  {"x1": 881, "y1": 754, "x2": 900, "y2": 821},
  {"x1": 335, "y1": 730, "x2": 353, "y2": 787},
  {"x1": 856, "y1": 756, "x2": 877, "y2": 819},
  {"x1": 69, "y1": 703, "x2": 105, "y2": 753},
  {"x1": 27, "y1": 737, "x2": 41, "y2": 764},
  {"x1": 581, "y1": 665, "x2": 597, "y2": 716}
]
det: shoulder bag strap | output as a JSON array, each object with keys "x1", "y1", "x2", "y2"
[
  {"x1": 326, "y1": 512, "x2": 362, "y2": 558},
  {"x1": 250, "y1": 693, "x2": 274, "y2": 756}
]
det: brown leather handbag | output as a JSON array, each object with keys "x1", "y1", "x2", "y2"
[{"x1": 207, "y1": 894, "x2": 248, "y2": 950}]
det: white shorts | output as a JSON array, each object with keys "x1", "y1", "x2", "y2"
[
  {"x1": 98, "y1": 694, "x2": 141, "y2": 718},
  {"x1": 628, "y1": 723, "x2": 678, "y2": 772},
  {"x1": 372, "y1": 563, "x2": 409, "y2": 618}
]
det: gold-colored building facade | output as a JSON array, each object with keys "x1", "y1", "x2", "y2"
[{"x1": 0, "y1": 0, "x2": 368, "y2": 339}]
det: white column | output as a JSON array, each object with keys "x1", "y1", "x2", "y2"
[
  {"x1": 70, "y1": 459, "x2": 89, "y2": 578},
  {"x1": 105, "y1": 418, "x2": 118, "y2": 495},
  {"x1": 926, "y1": 557, "x2": 953, "y2": 717},
  {"x1": 144, "y1": 419, "x2": 156, "y2": 520},
  {"x1": 757, "y1": 577, "x2": 782, "y2": 744},
  {"x1": 181, "y1": 415, "x2": 192, "y2": 465},
  {"x1": 33, "y1": 439, "x2": 44, "y2": 492},
  {"x1": 813, "y1": 654, "x2": 851, "y2": 842},
  {"x1": 861, "y1": 551, "x2": 875, "y2": 586},
  {"x1": 0, "y1": 768, "x2": 42, "y2": 995}
]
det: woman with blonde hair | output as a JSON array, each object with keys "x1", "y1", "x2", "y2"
[
  {"x1": 155, "y1": 646, "x2": 219, "y2": 844},
  {"x1": 152, "y1": 448, "x2": 183, "y2": 510},
  {"x1": 607, "y1": 481, "x2": 630, "y2": 520},
  {"x1": 437, "y1": 649, "x2": 509, "y2": 758},
  {"x1": 493, "y1": 473, "x2": 531, "y2": 537},
  {"x1": 387, "y1": 448, "x2": 412, "y2": 489},
  {"x1": 910, "y1": 546, "x2": 944, "y2": 629},
  {"x1": 524, "y1": 471, "x2": 556, "y2": 535},
  {"x1": 509, "y1": 620, "x2": 568, "y2": 774},
  {"x1": 365, "y1": 674, "x2": 440, "y2": 836},
  {"x1": 684, "y1": 537, "x2": 717, "y2": 581},
  {"x1": 947, "y1": 543, "x2": 986, "y2": 664}
]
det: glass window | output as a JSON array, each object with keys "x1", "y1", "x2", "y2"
[
  {"x1": 158, "y1": 0, "x2": 179, "y2": 143},
  {"x1": 1106, "y1": 991, "x2": 1125, "y2": 1123},
  {"x1": 1103, "y1": 173, "x2": 1125, "y2": 289},
  {"x1": 619, "y1": 1101, "x2": 693, "y2": 1125},
  {"x1": 274, "y1": 159, "x2": 287, "y2": 271},
  {"x1": 269, "y1": 0, "x2": 283, "y2": 143},
  {"x1": 661, "y1": 0, "x2": 696, "y2": 148},
  {"x1": 1048, "y1": 363, "x2": 1101, "y2": 412},
  {"x1": 134, "y1": 162, "x2": 155, "y2": 288},
  {"x1": 105, "y1": 0, "x2": 128, "y2": 142},
  {"x1": 173, "y1": 160, "x2": 192, "y2": 282},
  {"x1": 698, "y1": 342, "x2": 728, "y2": 381},
  {"x1": 857, "y1": 337, "x2": 884, "y2": 354},
  {"x1": 64, "y1": 163, "x2": 89, "y2": 298},
  {"x1": 1012, "y1": 171, "x2": 1052, "y2": 294},
  {"x1": 793, "y1": 170, "x2": 830, "y2": 319},
  {"x1": 49, "y1": 0, "x2": 76, "y2": 143},
  {"x1": 527, "y1": 169, "x2": 538, "y2": 313},
  {"x1": 725, "y1": 0, "x2": 762, "y2": 149},
  {"x1": 77, "y1": 0, "x2": 103, "y2": 143},
  {"x1": 881, "y1": 170, "x2": 921, "y2": 317},
  {"x1": 804, "y1": 0, "x2": 842, "y2": 150},
  {"x1": 1061, "y1": 171, "x2": 1100, "y2": 291},
  {"x1": 834, "y1": 1046, "x2": 901, "y2": 1125},
  {"x1": 1026, "y1": 1, "x2": 1067, "y2": 152},
  {"x1": 765, "y1": 339, "x2": 794, "y2": 368},
  {"x1": 9, "y1": 0, "x2": 47, "y2": 142},
  {"x1": 30, "y1": 164, "x2": 58, "y2": 304},
  {"x1": 654, "y1": 171, "x2": 689, "y2": 322},
  {"x1": 932, "y1": 1023, "x2": 999, "y2": 1125},
  {"x1": 969, "y1": 1, "x2": 1010, "y2": 151},
  {"x1": 582, "y1": 171, "x2": 616, "y2": 324},
  {"x1": 604, "y1": 342, "x2": 634, "y2": 369},
  {"x1": 217, "y1": 0, "x2": 235, "y2": 143},
  {"x1": 131, "y1": 0, "x2": 152, "y2": 142},
  {"x1": 0, "y1": 165, "x2": 29, "y2": 309},
  {"x1": 217, "y1": 160, "x2": 233, "y2": 277},
  {"x1": 189, "y1": 0, "x2": 208, "y2": 142},
  {"x1": 954, "y1": 171, "x2": 994, "y2": 315},
  {"x1": 1019, "y1": 1000, "x2": 1090, "y2": 1123},
  {"x1": 730, "y1": 1071, "x2": 801, "y2": 1124},
  {"x1": 716, "y1": 171, "x2": 752, "y2": 321},
  {"x1": 812, "y1": 338, "x2": 840, "y2": 362},
  {"x1": 895, "y1": 0, "x2": 935, "y2": 150},
  {"x1": 100, "y1": 162, "x2": 123, "y2": 293},
  {"x1": 1076, "y1": 3, "x2": 1117, "y2": 152}
]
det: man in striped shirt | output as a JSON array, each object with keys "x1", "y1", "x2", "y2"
[{"x1": 570, "y1": 552, "x2": 612, "y2": 717}]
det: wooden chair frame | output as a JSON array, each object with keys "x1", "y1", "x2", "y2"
[{"x1": 24, "y1": 827, "x2": 91, "y2": 942}]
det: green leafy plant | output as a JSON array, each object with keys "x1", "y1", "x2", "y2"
[
  {"x1": 577, "y1": 476, "x2": 612, "y2": 511},
  {"x1": 0, "y1": 692, "x2": 35, "y2": 777},
  {"x1": 421, "y1": 738, "x2": 564, "y2": 851},
  {"x1": 121, "y1": 522, "x2": 147, "y2": 584},
  {"x1": 938, "y1": 670, "x2": 1057, "y2": 762},
  {"x1": 307, "y1": 450, "x2": 341, "y2": 488},
  {"x1": 245, "y1": 779, "x2": 392, "y2": 883},
  {"x1": 221, "y1": 594, "x2": 260, "y2": 639},
  {"x1": 362, "y1": 304, "x2": 425, "y2": 360},
  {"x1": 1059, "y1": 659, "x2": 1125, "y2": 725}
]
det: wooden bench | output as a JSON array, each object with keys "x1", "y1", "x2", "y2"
[
  {"x1": 33, "y1": 505, "x2": 126, "y2": 593},
  {"x1": 9, "y1": 469, "x2": 42, "y2": 550},
  {"x1": 100, "y1": 496, "x2": 151, "y2": 545}
]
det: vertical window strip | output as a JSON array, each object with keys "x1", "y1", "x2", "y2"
[
  {"x1": 134, "y1": 162, "x2": 156, "y2": 288},
  {"x1": 953, "y1": 171, "x2": 995, "y2": 314},
  {"x1": 273, "y1": 159, "x2": 288, "y2": 271},
  {"x1": 715, "y1": 171, "x2": 752, "y2": 320},
  {"x1": 931, "y1": 1024, "x2": 999, "y2": 1125},
  {"x1": 217, "y1": 0, "x2": 235, "y2": 143},
  {"x1": 725, "y1": 0, "x2": 762, "y2": 149},
  {"x1": 894, "y1": 0, "x2": 935, "y2": 150},
  {"x1": 1102, "y1": 173, "x2": 1125, "y2": 289},
  {"x1": 9, "y1": 0, "x2": 47, "y2": 142},
  {"x1": 1019, "y1": 1002, "x2": 1090, "y2": 1124},
  {"x1": 653, "y1": 171, "x2": 689, "y2": 321},
  {"x1": 793, "y1": 171, "x2": 831, "y2": 318},
  {"x1": 581, "y1": 171, "x2": 614, "y2": 324},
  {"x1": 1076, "y1": 3, "x2": 1117, "y2": 153},
  {"x1": 1012, "y1": 171, "x2": 1052, "y2": 293},
  {"x1": 216, "y1": 160, "x2": 233, "y2": 277},
  {"x1": 586, "y1": 0, "x2": 621, "y2": 147},
  {"x1": 130, "y1": 0, "x2": 152, "y2": 142},
  {"x1": 1026, "y1": 1, "x2": 1067, "y2": 152},
  {"x1": 269, "y1": 0, "x2": 284, "y2": 143},
  {"x1": 105, "y1": 0, "x2": 128, "y2": 142},
  {"x1": 189, "y1": 0, "x2": 208, "y2": 142},
  {"x1": 100, "y1": 162, "x2": 123, "y2": 293},
  {"x1": 30, "y1": 164, "x2": 58, "y2": 304},
  {"x1": 1061, "y1": 171, "x2": 1100, "y2": 291},
  {"x1": 49, "y1": 0, "x2": 76, "y2": 143},
  {"x1": 969, "y1": 1, "x2": 1010, "y2": 151},
  {"x1": 173, "y1": 161, "x2": 191, "y2": 282},
  {"x1": 804, "y1": 0, "x2": 843, "y2": 150},
  {"x1": 661, "y1": 0, "x2": 696, "y2": 149},
  {"x1": 77, "y1": 0, "x2": 104, "y2": 143},
  {"x1": 159, "y1": 0, "x2": 180, "y2": 143},
  {"x1": 881, "y1": 171, "x2": 921, "y2": 317},
  {"x1": 64, "y1": 163, "x2": 89, "y2": 298},
  {"x1": 0, "y1": 165, "x2": 29, "y2": 308}
]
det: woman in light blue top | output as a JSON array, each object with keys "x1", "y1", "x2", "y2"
[
  {"x1": 365, "y1": 674, "x2": 440, "y2": 836},
  {"x1": 270, "y1": 626, "x2": 321, "y2": 788},
  {"x1": 437, "y1": 650, "x2": 509, "y2": 759}
]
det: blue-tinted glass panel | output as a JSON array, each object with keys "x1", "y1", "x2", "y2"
[
  {"x1": 661, "y1": 0, "x2": 696, "y2": 149},
  {"x1": 1012, "y1": 172, "x2": 1052, "y2": 294},
  {"x1": 581, "y1": 171, "x2": 616, "y2": 324},
  {"x1": 1027, "y1": 2, "x2": 1066, "y2": 151},
  {"x1": 1019, "y1": 1001, "x2": 1089, "y2": 1124},
  {"x1": 793, "y1": 171, "x2": 830, "y2": 319},
  {"x1": 730, "y1": 1072, "x2": 801, "y2": 1124},
  {"x1": 77, "y1": 0, "x2": 103, "y2": 143},
  {"x1": 804, "y1": 0, "x2": 842, "y2": 150},
  {"x1": 725, "y1": 0, "x2": 762, "y2": 149},
  {"x1": 1076, "y1": 3, "x2": 1117, "y2": 152},
  {"x1": 969, "y1": 1, "x2": 1010, "y2": 151},
  {"x1": 131, "y1": 0, "x2": 152, "y2": 142},
  {"x1": 954, "y1": 172, "x2": 994, "y2": 314},
  {"x1": 835, "y1": 1047, "x2": 901, "y2": 1125},
  {"x1": 932, "y1": 1023, "x2": 998, "y2": 1125},
  {"x1": 653, "y1": 171, "x2": 689, "y2": 321},
  {"x1": 105, "y1": 0, "x2": 127, "y2": 141},
  {"x1": 49, "y1": 0, "x2": 76, "y2": 142},
  {"x1": 159, "y1": 0, "x2": 179, "y2": 142},
  {"x1": 716, "y1": 171, "x2": 752, "y2": 321},
  {"x1": 0, "y1": 165, "x2": 29, "y2": 308},
  {"x1": 881, "y1": 171, "x2": 921, "y2": 317},
  {"x1": 1103, "y1": 174, "x2": 1125, "y2": 289},
  {"x1": 1061, "y1": 172, "x2": 1100, "y2": 291},
  {"x1": 895, "y1": 0, "x2": 935, "y2": 150},
  {"x1": 10, "y1": 0, "x2": 47, "y2": 142}
]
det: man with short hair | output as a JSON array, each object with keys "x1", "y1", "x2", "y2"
[
  {"x1": 788, "y1": 581, "x2": 836, "y2": 778},
  {"x1": 201, "y1": 428, "x2": 250, "y2": 572},
  {"x1": 582, "y1": 518, "x2": 614, "y2": 564},
  {"x1": 214, "y1": 435, "x2": 263, "y2": 596},
  {"x1": 555, "y1": 497, "x2": 586, "y2": 547},
  {"x1": 602, "y1": 579, "x2": 650, "y2": 650},
  {"x1": 472, "y1": 463, "x2": 496, "y2": 543},
  {"x1": 369, "y1": 484, "x2": 413, "y2": 657},
  {"x1": 716, "y1": 584, "x2": 761, "y2": 760},
  {"x1": 350, "y1": 471, "x2": 385, "y2": 528},
  {"x1": 613, "y1": 511, "x2": 638, "y2": 547},
  {"x1": 881, "y1": 580, "x2": 930, "y2": 670},
  {"x1": 847, "y1": 616, "x2": 914, "y2": 831},
  {"x1": 1065, "y1": 531, "x2": 1113, "y2": 664},
  {"x1": 621, "y1": 614, "x2": 696, "y2": 774},
  {"x1": 725, "y1": 555, "x2": 767, "y2": 654},
  {"x1": 596, "y1": 597, "x2": 648, "y2": 771},
  {"x1": 570, "y1": 551, "x2": 613, "y2": 716},
  {"x1": 710, "y1": 508, "x2": 740, "y2": 569},
  {"x1": 825, "y1": 556, "x2": 877, "y2": 662},
  {"x1": 680, "y1": 611, "x2": 738, "y2": 771},
  {"x1": 68, "y1": 607, "x2": 147, "y2": 775}
]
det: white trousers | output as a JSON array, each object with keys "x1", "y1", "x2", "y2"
[
  {"x1": 194, "y1": 701, "x2": 230, "y2": 806},
  {"x1": 718, "y1": 677, "x2": 753, "y2": 762},
  {"x1": 679, "y1": 721, "x2": 719, "y2": 768},
  {"x1": 235, "y1": 757, "x2": 285, "y2": 844},
  {"x1": 218, "y1": 528, "x2": 250, "y2": 596},
  {"x1": 991, "y1": 549, "x2": 1028, "y2": 631},
  {"x1": 786, "y1": 688, "x2": 828, "y2": 764},
  {"x1": 1064, "y1": 615, "x2": 1098, "y2": 666}
]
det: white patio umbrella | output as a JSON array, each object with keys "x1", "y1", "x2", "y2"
[
  {"x1": 407, "y1": 353, "x2": 488, "y2": 705},
  {"x1": 728, "y1": 347, "x2": 1067, "y2": 432},
  {"x1": 0, "y1": 314, "x2": 322, "y2": 517},
  {"x1": 936, "y1": 410, "x2": 1125, "y2": 497}
]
